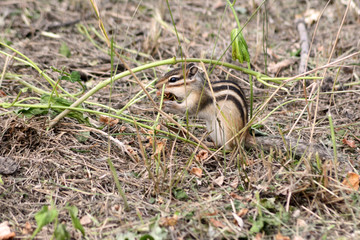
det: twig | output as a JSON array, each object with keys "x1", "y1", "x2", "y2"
[
  {"x1": 0, "y1": 53, "x2": 15, "y2": 88},
  {"x1": 295, "y1": 18, "x2": 309, "y2": 74},
  {"x1": 79, "y1": 125, "x2": 137, "y2": 162}
]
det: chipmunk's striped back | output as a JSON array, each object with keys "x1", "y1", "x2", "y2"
[{"x1": 207, "y1": 80, "x2": 248, "y2": 124}]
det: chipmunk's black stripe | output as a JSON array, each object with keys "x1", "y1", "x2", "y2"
[
  {"x1": 201, "y1": 82, "x2": 247, "y2": 122},
  {"x1": 212, "y1": 81, "x2": 246, "y2": 101},
  {"x1": 212, "y1": 84, "x2": 247, "y2": 110},
  {"x1": 216, "y1": 94, "x2": 246, "y2": 121}
]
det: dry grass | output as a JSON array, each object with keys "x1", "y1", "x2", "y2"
[{"x1": 0, "y1": 0, "x2": 359, "y2": 239}]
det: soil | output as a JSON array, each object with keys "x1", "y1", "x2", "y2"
[{"x1": 0, "y1": 0, "x2": 359, "y2": 239}]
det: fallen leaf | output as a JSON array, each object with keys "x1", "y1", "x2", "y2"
[
  {"x1": 237, "y1": 208, "x2": 249, "y2": 217},
  {"x1": 126, "y1": 145, "x2": 139, "y2": 162},
  {"x1": 0, "y1": 221, "x2": 16, "y2": 240},
  {"x1": 209, "y1": 218, "x2": 226, "y2": 228},
  {"x1": 22, "y1": 222, "x2": 32, "y2": 235},
  {"x1": 266, "y1": 48, "x2": 280, "y2": 60},
  {"x1": 159, "y1": 214, "x2": 178, "y2": 227},
  {"x1": 230, "y1": 177, "x2": 239, "y2": 189},
  {"x1": 195, "y1": 150, "x2": 208, "y2": 162},
  {"x1": 230, "y1": 192, "x2": 244, "y2": 200},
  {"x1": 232, "y1": 212, "x2": 244, "y2": 229},
  {"x1": 293, "y1": 236, "x2": 305, "y2": 240},
  {"x1": 0, "y1": 90, "x2": 7, "y2": 97},
  {"x1": 154, "y1": 141, "x2": 165, "y2": 155},
  {"x1": 213, "y1": 0, "x2": 225, "y2": 9},
  {"x1": 342, "y1": 138, "x2": 356, "y2": 148},
  {"x1": 99, "y1": 115, "x2": 119, "y2": 127},
  {"x1": 204, "y1": 211, "x2": 218, "y2": 216},
  {"x1": 342, "y1": 172, "x2": 360, "y2": 191},
  {"x1": 119, "y1": 126, "x2": 127, "y2": 132},
  {"x1": 267, "y1": 59, "x2": 295, "y2": 74},
  {"x1": 254, "y1": 233, "x2": 263, "y2": 240},
  {"x1": 297, "y1": 219, "x2": 307, "y2": 228},
  {"x1": 213, "y1": 176, "x2": 224, "y2": 186},
  {"x1": 275, "y1": 232, "x2": 290, "y2": 240},
  {"x1": 80, "y1": 215, "x2": 92, "y2": 226},
  {"x1": 190, "y1": 167, "x2": 203, "y2": 178}
]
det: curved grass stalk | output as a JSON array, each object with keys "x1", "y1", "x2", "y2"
[{"x1": 0, "y1": 101, "x2": 202, "y2": 147}]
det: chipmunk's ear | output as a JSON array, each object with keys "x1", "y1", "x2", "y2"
[{"x1": 187, "y1": 63, "x2": 198, "y2": 77}]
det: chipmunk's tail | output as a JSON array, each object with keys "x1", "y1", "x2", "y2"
[{"x1": 244, "y1": 135, "x2": 336, "y2": 161}]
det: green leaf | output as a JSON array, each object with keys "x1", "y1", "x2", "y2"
[
  {"x1": 17, "y1": 107, "x2": 49, "y2": 117},
  {"x1": 172, "y1": 188, "x2": 188, "y2": 200},
  {"x1": 31, "y1": 205, "x2": 58, "y2": 239},
  {"x1": 65, "y1": 205, "x2": 85, "y2": 236},
  {"x1": 116, "y1": 232, "x2": 136, "y2": 240},
  {"x1": 260, "y1": 198, "x2": 276, "y2": 210},
  {"x1": 60, "y1": 71, "x2": 81, "y2": 83},
  {"x1": 144, "y1": 217, "x2": 168, "y2": 240},
  {"x1": 59, "y1": 42, "x2": 71, "y2": 58},
  {"x1": 54, "y1": 223, "x2": 70, "y2": 240},
  {"x1": 231, "y1": 28, "x2": 250, "y2": 64},
  {"x1": 139, "y1": 234, "x2": 155, "y2": 240},
  {"x1": 249, "y1": 218, "x2": 264, "y2": 233},
  {"x1": 41, "y1": 95, "x2": 90, "y2": 125}
]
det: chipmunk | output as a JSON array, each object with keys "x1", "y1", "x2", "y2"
[{"x1": 155, "y1": 63, "x2": 334, "y2": 160}]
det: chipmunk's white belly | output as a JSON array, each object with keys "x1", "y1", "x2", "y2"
[{"x1": 205, "y1": 117, "x2": 227, "y2": 148}]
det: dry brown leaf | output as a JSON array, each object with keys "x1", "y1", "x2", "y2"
[
  {"x1": 0, "y1": 221, "x2": 15, "y2": 240},
  {"x1": 195, "y1": 150, "x2": 208, "y2": 162},
  {"x1": 154, "y1": 141, "x2": 165, "y2": 155},
  {"x1": 254, "y1": 233, "x2": 263, "y2": 240},
  {"x1": 204, "y1": 211, "x2": 218, "y2": 216},
  {"x1": 119, "y1": 125, "x2": 127, "y2": 132},
  {"x1": 190, "y1": 167, "x2": 203, "y2": 178},
  {"x1": 342, "y1": 138, "x2": 356, "y2": 148},
  {"x1": 297, "y1": 219, "x2": 307, "y2": 228},
  {"x1": 230, "y1": 192, "x2": 244, "y2": 200},
  {"x1": 342, "y1": 172, "x2": 360, "y2": 191},
  {"x1": 213, "y1": 0, "x2": 225, "y2": 9},
  {"x1": 267, "y1": 59, "x2": 295, "y2": 74},
  {"x1": 99, "y1": 115, "x2": 119, "y2": 127},
  {"x1": 209, "y1": 218, "x2": 226, "y2": 228},
  {"x1": 266, "y1": 48, "x2": 280, "y2": 60},
  {"x1": 22, "y1": 222, "x2": 32, "y2": 235},
  {"x1": 80, "y1": 215, "x2": 92, "y2": 226},
  {"x1": 275, "y1": 232, "x2": 290, "y2": 240},
  {"x1": 0, "y1": 90, "x2": 7, "y2": 97},
  {"x1": 237, "y1": 208, "x2": 249, "y2": 217},
  {"x1": 293, "y1": 236, "x2": 305, "y2": 240},
  {"x1": 159, "y1": 215, "x2": 178, "y2": 227},
  {"x1": 213, "y1": 176, "x2": 224, "y2": 186},
  {"x1": 230, "y1": 177, "x2": 239, "y2": 189},
  {"x1": 125, "y1": 145, "x2": 139, "y2": 162}
]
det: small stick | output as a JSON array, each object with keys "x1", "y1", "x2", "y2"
[{"x1": 295, "y1": 18, "x2": 309, "y2": 74}]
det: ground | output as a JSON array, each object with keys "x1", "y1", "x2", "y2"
[{"x1": 0, "y1": 0, "x2": 360, "y2": 239}]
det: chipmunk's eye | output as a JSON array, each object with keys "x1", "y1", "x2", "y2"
[{"x1": 169, "y1": 77, "x2": 179, "y2": 83}]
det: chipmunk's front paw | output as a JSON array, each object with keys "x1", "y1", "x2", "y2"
[{"x1": 162, "y1": 101, "x2": 181, "y2": 115}]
